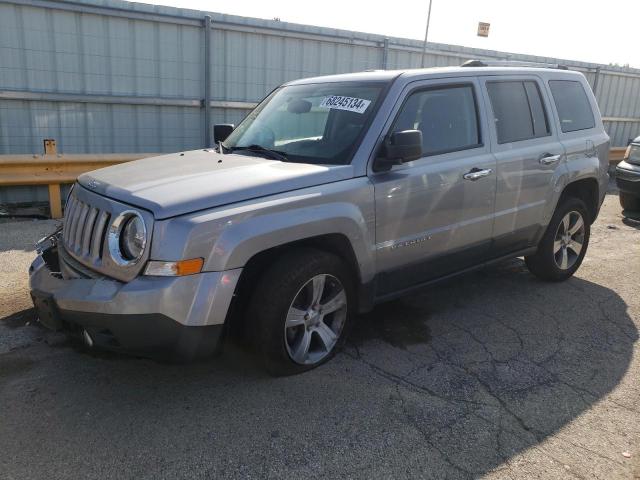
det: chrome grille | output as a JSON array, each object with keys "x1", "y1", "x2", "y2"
[
  {"x1": 62, "y1": 192, "x2": 110, "y2": 263},
  {"x1": 59, "y1": 184, "x2": 153, "y2": 282}
]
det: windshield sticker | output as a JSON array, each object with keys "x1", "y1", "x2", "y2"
[{"x1": 319, "y1": 96, "x2": 371, "y2": 114}]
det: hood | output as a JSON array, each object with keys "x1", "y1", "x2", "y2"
[{"x1": 78, "y1": 150, "x2": 355, "y2": 219}]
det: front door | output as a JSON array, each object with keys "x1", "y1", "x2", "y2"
[{"x1": 371, "y1": 78, "x2": 497, "y2": 297}]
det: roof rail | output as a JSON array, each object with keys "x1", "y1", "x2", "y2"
[{"x1": 461, "y1": 59, "x2": 569, "y2": 70}]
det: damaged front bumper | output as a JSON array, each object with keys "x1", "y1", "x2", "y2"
[{"x1": 29, "y1": 232, "x2": 241, "y2": 360}]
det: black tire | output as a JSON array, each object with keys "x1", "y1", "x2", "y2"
[
  {"x1": 525, "y1": 197, "x2": 590, "y2": 282},
  {"x1": 246, "y1": 248, "x2": 355, "y2": 376},
  {"x1": 620, "y1": 192, "x2": 640, "y2": 212}
]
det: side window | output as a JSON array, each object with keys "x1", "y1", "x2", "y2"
[
  {"x1": 486, "y1": 80, "x2": 550, "y2": 144},
  {"x1": 392, "y1": 84, "x2": 480, "y2": 156},
  {"x1": 549, "y1": 80, "x2": 595, "y2": 133}
]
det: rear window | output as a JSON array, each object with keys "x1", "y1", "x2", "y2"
[
  {"x1": 486, "y1": 80, "x2": 550, "y2": 144},
  {"x1": 549, "y1": 80, "x2": 595, "y2": 133}
]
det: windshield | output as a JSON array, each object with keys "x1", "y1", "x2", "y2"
[{"x1": 223, "y1": 82, "x2": 385, "y2": 165}]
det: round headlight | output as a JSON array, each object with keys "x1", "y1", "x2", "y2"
[
  {"x1": 121, "y1": 215, "x2": 146, "y2": 261},
  {"x1": 108, "y1": 211, "x2": 147, "y2": 266}
]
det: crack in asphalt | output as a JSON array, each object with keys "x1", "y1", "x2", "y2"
[
  {"x1": 346, "y1": 343, "x2": 606, "y2": 480},
  {"x1": 394, "y1": 383, "x2": 477, "y2": 479},
  {"x1": 342, "y1": 280, "x2": 636, "y2": 475}
]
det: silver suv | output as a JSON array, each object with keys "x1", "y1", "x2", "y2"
[{"x1": 30, "y1": 63, "x2": 609, "y2": 375}]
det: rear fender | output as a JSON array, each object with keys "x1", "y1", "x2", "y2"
[{"x1": 543, "y1": 155, "x2": 602, "y2": 224}]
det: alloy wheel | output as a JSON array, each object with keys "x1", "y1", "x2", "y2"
[
  {"x1": 553, "y1": 210, "x2": 586, "y2": 270},
  {"x1": 284, "y1": 274, "x2": 348, "y2": 365}
]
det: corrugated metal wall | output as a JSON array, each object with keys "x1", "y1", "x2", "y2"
[
  {"x1": 2, "y1": 0, "x2": 640, "y2": 204},
  {"x1": 0, "y1": 2, "x2": 205, "y2": 156}
]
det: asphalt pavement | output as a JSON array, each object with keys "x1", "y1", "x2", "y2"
[{"x1": 0, "y1": 194, "x2": 638, "y2": 479}]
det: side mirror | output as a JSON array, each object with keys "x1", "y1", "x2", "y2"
[
  {"x1": 213, "y1": 124, "x2": 234, "y2": 143},
  {"x1": 373, "y1": 130, "x2": 423, "y2": 172}
]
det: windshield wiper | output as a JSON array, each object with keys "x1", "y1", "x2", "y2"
[{"x1": 228, "y1": 144, "x2": 288, "y2": 162}]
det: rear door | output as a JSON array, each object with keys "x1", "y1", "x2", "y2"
[
  {"x1": 479, "y1": 75, "x2": 565, "y2": 254},
  {"x1": 371, "y1": 77, "x2": 496, "y2": 296}
]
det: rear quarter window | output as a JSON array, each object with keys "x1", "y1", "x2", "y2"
[{"x1": 549, "y1": 80, "x2": 595, "y2": 133}]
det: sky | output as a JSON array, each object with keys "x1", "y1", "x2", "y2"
[{"x1": 144, "y1": 0, "x2": 639, "y2": 68}]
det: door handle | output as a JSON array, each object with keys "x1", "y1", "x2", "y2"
[
  {"x1": 539, "y1": 153, "x2": 561, "y2": 165},
  {"x1": 463, "y1": 168, "x2": 492, "y2": 181}
]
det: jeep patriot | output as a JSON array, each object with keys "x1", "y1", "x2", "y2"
[{"x1": 30, "y1": 62, "x2": 609, "y2": 375}]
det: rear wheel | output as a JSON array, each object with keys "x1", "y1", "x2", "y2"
[
  {"x1": 620, "y1": 192, "x2": 640, "y2": 212},
  {"x1": 525, "y1": 197, "x2": 590, "y2": 281},
  {"x1": 246, "y1": 248, "x2": 354, "y2": 376}
]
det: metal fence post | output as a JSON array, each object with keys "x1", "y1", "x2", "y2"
[
  {"x1": 43, "y1": 139, "x2": 63, "y2": 219},
  {"x1": 381, "y1": 38, "x2": 389, "y2": 70},
  {"x1": 592, "y1": 66, "x2": 601, "y2": 97},
  {"x1": 203, "y1": 15, "x2": 212, "y2": 148}
]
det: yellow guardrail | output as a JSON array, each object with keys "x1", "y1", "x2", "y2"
[
  {"x1": 0, "y1": 140, "x2": 157, "y2": 218},
  {"x1": 0, "y1": 139, "x2": 629, "y2": 219},
  {"x1": 0, "y1": 154, "x2": 156, "y2": 185},
  {"x1": 609, "y1": 147, "x2": 627, "y2": 163}
]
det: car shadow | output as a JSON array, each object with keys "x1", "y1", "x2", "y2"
[
  {"x1": 347, "y1": 258, "x2": 637, "y2": 475},
  {"x1": 0, "y1": 258, "x2": 636, "y2": 478}
]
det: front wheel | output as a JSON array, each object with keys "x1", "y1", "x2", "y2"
[
  {"x1": 525, "y1": 198, "x2": 590, "y2": 281},
  {"x1": 246, "y1": 248, "x2": 354, "y2": 376}
]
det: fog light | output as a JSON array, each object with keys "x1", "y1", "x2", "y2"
[{"x1": 144, "y1": 258, "x2": 204, "y2": 276}]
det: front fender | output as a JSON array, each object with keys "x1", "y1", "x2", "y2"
[
  {"x1": 211, "y1": 202, "x2": 375, "y2": 281},
  {"x1": 150, "y1": 178, "x2": 376, "y2": 283}
]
